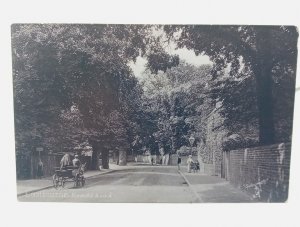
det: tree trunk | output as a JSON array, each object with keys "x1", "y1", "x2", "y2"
[
  {"x1": 114, "y1": 151, "x2": 119, "y2": 164},
  {"x1": 101, "y1": 149, "x2": 109, "y2": 169},
  {"x1": 255, "y1": 66, "x2": 275, "y2": 145},
  {"x1": 90, "y1": 141, "x2": 109, "y2": 170},
  {"x1": 118, "y1": 149, "x2": 127, "y2": 166},
  {"x1": 91, "y1": 149, "x2": 100, "y2": 170},
  {"x1": 254, "y1": 28, "x2": 275, "y2": 145}
]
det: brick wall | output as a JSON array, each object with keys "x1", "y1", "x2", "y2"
[{"x1": 224, "y1": 143, "x2": 291, "y2": 202}]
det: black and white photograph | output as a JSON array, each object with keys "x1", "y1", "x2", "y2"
[{"x1": 11, "y1": 24, "x2": 298, "y2": 203}]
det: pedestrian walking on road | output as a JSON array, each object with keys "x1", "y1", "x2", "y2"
[
  {"x1": 177, "y1": 154, "x2": 182, "y2": 170},
  {"x1": 187, "y1": 155, "x2": 194, "y2": 173},
  {"x1": 36, "y1": 159, "x2": 44, "y2": 179},
  {"x1": 195, "y1": 160, "x2": 200, "y2": 172}
]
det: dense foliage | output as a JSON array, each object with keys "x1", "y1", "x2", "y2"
[
  {"x1": 164, "y1": 25, "x2": 298, "y2": 145},
  {"x1": 12, "y1": 24, "x2": 180, "y2": 167},
  {"x1": 12, "y1": 24, "x2": 298, "y2": 171}
]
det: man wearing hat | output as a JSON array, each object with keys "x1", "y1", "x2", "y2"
[
  {"x1": 72, "y1": 154, "x2": 81, "y2": 168},
  {"x1": 72, "y1": 154, "x2": 82, "y2": 181}
]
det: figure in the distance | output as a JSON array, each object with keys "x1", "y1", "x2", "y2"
[{"x1": 187, "y1": 155, "x2": 194, "y2": 173}]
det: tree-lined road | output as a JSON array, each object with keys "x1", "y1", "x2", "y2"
[{"x1": 18, "y1": 165, "x2": 252, "y2": 203}]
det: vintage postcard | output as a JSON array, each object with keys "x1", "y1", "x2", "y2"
[{"x1": 12, "y1": 24, "x2": 298, "y2": 203}]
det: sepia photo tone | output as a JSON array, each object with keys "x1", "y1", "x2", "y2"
[{"x1": 11, "y1": 24, "x2": 298, "y2": 203}]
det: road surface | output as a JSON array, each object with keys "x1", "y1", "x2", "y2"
[{"x1": 18, "y1": 164, "x2": 252, "y2": 203}]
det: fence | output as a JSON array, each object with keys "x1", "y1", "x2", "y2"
[
  {"x1": 222, "y1": 143, "x2": 291, "y2": 202},
  {"x1": 16, "y1": 153, "x2": 62, "y2": 179}
]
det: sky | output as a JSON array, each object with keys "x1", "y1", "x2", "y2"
[{"x1": 129, "y1": 46, "x2": 212, "y2": 79}]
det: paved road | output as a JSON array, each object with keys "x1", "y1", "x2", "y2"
[{"x1": 18, "y1": 165, "x2": 252, "y2": 203}]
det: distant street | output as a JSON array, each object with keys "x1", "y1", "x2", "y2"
[{"x1": 18, "y1": 164, "x2": 252, "y2": 203}]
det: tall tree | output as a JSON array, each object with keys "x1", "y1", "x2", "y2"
[
  {"x1": 164, "y1": 25, "x2": 298, "y2": 145},
  {"x1": 141, "y1": 61, "x2": 212, "y2": 153},
  {"x1": 12, "y1": 24, "x2": 179, "y2": 169}
]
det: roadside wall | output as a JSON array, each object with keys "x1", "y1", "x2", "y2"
[
  {"x1": 204, "y1": 106, "x2": 228, "y2": 176},
  {"x1": 224, "y1": 143, "x2": 291, "y2": 202},
  {"x1": 16, "y1": 153, "x2": 62, "y2": 179}
]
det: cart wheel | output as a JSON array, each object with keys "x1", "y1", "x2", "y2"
[
  {"x1": 74, "y1": 177, "x2": 78, "y2": 187},
  {"x1": 81, "y1": 177, "x2": 85, "y2": 187},
  {"x1": 53, "y1": 174, "x2": 59, "y2": 189},
  {"x1": 58, "y1": 177, "x2": 62, "y2": 188},
  {"x1": 61, "y1": 177, "x2": 66, "y2": 188}
]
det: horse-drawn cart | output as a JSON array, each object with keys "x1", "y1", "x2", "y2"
[{"x1": 52, "y1": 165, "x2": 85, "y2": 189}]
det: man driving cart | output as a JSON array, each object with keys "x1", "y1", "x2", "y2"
[
  {"x1": 72, "y1": 154, "x2": 81, "y2": 167},
  {"x1": 53, "y1": 154, "x2": 85, "y2": 189},
  {"x1": 72, "y1": 155, "x2": 82, "y2": 180}
]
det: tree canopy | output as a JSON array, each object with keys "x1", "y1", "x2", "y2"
[
  {"x1": 12, "y1": 24, "x2": 179, "y2": 166},
  {"x1": 164, "y1": 25, "x2": 298, "y2": 145},
  {"x1": 12, "y1": 24, "x2": 298, "y2": 171}
]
